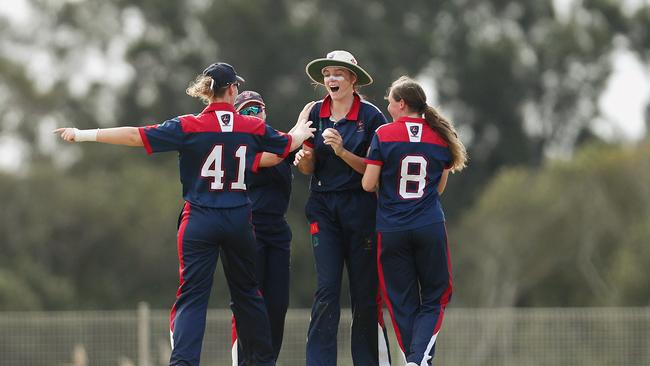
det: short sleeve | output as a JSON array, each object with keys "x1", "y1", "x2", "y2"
[
  {"x1": 364, "y1": 133, "x2": 383, "y2": 166},
  {"x1": 261, "y1": 125, "x2": 291, "y2": 158},
  {"x1": 138, "y1": 117, "x2": 184, "y2": 154},
  {"x1": 369, "y1": 110, "x2": 388, "y2": 135},
  {"x1": 303, "y1": 105, "x2": 320, "y2": 149}
]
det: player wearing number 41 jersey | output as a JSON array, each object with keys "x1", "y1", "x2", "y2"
[
  {"x1": 54, "y1": 62, "x2": 316, "y2": 366},
  {"x1": 363, "y1": 76, "x2": 467, "y2": 366}
]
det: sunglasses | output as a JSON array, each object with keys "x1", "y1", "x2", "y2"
[{"x1": 239, "y1": 105, "x2": 264, "y2": 116}]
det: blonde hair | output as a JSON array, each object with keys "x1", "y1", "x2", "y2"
[
  {"x1": 186, "y1": 74, "x2": 231, "y2": 104},
  {"x1": 390, "y1": 76, "x2": 468, "y2": 172}
]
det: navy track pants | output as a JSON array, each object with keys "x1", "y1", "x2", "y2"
[
  {"x1": 169, "y1": 202, "x2": 274, "y2": 366},
  {"x1": 232, "y1": 219, "x2": 291, "y2": 365},
  {"x1": 378, "y1": 222, "x2": 452, "y2": 366},
  {"x1": 305, "y1": 190, "x2": 391, "y2": 366}
]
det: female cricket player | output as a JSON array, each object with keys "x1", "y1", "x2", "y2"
[
  {"x1": 294, "y1": 50, "x2": 391, "y2": 366},
  {"x1": 362, "y1": 76, "x2": 467, "y2": 366},
  {"x1": 54, "y1": 62, "x2": 316, "y2": 366},
  {"x1": 230, "y1": 90, "x2": 309, "y2": 365}
]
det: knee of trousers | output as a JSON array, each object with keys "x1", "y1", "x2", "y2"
[{"x1": 313, "y1": 283, "x2": 342, "y2": 304}]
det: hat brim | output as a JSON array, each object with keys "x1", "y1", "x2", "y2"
[
  {"x1": 306, "y1": 59, "x2": 373, "y2": 87},
  {"x1": 235, "y1": 100, "x2": 265, "y2": 112},
  {"x1": 236, "y1": 75, "x2": 245, "y2": 84}
]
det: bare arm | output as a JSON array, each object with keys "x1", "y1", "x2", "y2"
[
  {"x1": 258, "y1": 152, "x2": 284, "y2": 168},
  {"x1": 294, "y1": 145, "x2": 315, "y2": 175},
  {"x1": 54, "y1": 127, "x2": 143, "y2": 147},
  {"x1": 362, "y1": 163, "x2": 381, "y2": 192},
  {"x1": 438, "y1": 169, "x2": 450, "y2": 194}
]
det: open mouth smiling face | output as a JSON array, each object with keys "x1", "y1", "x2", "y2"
[{"x1": 322, "y1": 67, "x2": 355, "y2": 96}]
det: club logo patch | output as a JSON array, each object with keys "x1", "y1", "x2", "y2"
[
  {"x1": 405, "y1": 122, "x2": 423, "y2": 142},
  {"x1": 220, "y1": 114, "x2": 231, "y2": 126},
  {"x1": 215, "y1": 111, "x2": 234, "y2": 132}
]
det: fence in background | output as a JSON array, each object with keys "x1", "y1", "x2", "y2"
[{"x1": 1, "y1": 305, "x2": 649, "y2": 366}]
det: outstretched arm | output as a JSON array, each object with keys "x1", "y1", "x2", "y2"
[{"x1": 54, "y1": 127, "x2": 143, "y2": 147}]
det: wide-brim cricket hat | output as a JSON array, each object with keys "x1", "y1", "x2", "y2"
[{"x1": 306, "y1": 50, "x2": 373, "y2": 87}]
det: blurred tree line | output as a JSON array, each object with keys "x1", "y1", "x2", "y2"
[{"x1": 0, "y1": 0, "x2": 648, "y2": 310}]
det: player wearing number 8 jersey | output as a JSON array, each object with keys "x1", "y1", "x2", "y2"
[
  {"x1": 362, "y1": 76, "x2": 467, "y2": 366},
  {"x1": 54, "y1": 62, "x2": 315, "y2": 366}
]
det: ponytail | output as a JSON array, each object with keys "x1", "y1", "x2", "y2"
[
  {"x1": 186, "y1": 74, "x2": 231, "y2": 104},
  {"x1": 389, "y1": 75, "x2": 468, "y2": 172},
  {"x1": 422, "y1": 105, "x2": 467, "y2": 172}
]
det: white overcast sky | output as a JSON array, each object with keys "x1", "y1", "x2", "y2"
[{"x1": 0, "y1": 0, "x2": 648, "y2": 172}]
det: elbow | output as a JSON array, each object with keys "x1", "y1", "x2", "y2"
[
  {"x1": 362, "y1": 179, "x2": 375, "y2": 192},
  {"x1": 130, "y1": 129, "x2": 144, "y2": 146}
]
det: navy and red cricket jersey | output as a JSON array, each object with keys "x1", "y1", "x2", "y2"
[
  {"x1": 139, "y1": 102, "x2": 291, "y2": 366},
  {"x1": 304, "y1": 93, "x2": 391, "y2": 366},
  {"x1": 139, "y1": 102, "x2": 292, "y2": 208},
  {"x1": 365, "y1": 116, "x2": 452, "y2": 232},
  {"x1": 232, "y1": 140, "x2": 295, "y2": 365},
  {"x1": 365, "y1": 116, "x2": 453, "y2": 365},
  {"x1": 304, "y1": 93, "x2": 387, "y2": 191}
]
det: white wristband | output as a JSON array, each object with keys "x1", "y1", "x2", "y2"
[{"x1": 74, "y1": 128, "x2": 98, "y2": 142}]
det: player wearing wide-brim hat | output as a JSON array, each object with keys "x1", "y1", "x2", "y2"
[
  {"x1": 305, "y1": 50, "x2": 374, "y2": 87},
  {"x1": 295, "y1": 50, "x2": 390, "y2": 366}
]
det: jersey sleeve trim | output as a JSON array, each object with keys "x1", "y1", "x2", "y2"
[
  {"x1": 138, "y1": 127, "x2": 153, "y2": 155},
  {"x1": 364, "y1": 158, "x2": 383, "y2": 166},
  {"x1": 252, "y1": 152, "x2": 263, "y2": 173},
  {"x1": 279, "y1": 134, "x2": 293, "y2": 159},
  {"x1": 303, "y1": 140, "x2": 314, "y2": 148}
]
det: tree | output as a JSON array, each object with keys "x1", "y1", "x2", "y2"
[{"x1": 452, "y1": 138, "x2": 650, "y2": 307}]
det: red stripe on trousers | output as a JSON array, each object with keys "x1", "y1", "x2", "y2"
[
  {"x1": 376, "y1": 232, "x2": 406, "y2": 353},
  {"x1": 433, "y1": 224, "x2": 453, "y2": 334},
  {"x1": 170, "y1": 202, "x2": 190, "y2": 333}
]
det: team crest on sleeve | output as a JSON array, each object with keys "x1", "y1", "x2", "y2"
[
  {"x1": 215, "y1": 111, "x2": 234, "y2": 132},
  {"x1": 405, "y1": 122, "x2": 422, "y2": 142}
]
